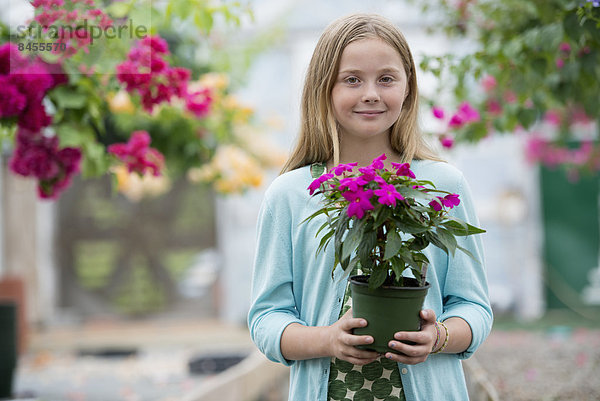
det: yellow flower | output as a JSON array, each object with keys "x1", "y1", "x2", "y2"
[
  {"x1": 113, "y1": 165, "x2": 132, "y2": 192},
  {"x1": 199, "y1": 73, "x2": 229, "y2": 91},
  {"x1": 111, "y1": 165, "x2": 171, "y2": 202},
  {"x1": 108, "y1": 90, "x2": 135, "y2": 114},
  {"x1": 193, "y1": 144, "x2": 265, "y2": 194},
  {"x1": 233, "y1": 125, "x2": 288, "y2": 168}
]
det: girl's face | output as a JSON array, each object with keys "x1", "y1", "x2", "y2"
[{"x1": 331, "y1": 38, "x2": 408, "y2": 145}]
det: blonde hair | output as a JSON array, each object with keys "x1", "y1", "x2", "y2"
[{"x1": 280, "y1": 13, "x2": 441, "y2": 174}]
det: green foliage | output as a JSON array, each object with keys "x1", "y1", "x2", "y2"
[
  {"x1": 415, "y1": 0, "x2": 600, "y2": 139},
  {"x1": 304, "y1": 163, "x2": 485, "y2": 290}
]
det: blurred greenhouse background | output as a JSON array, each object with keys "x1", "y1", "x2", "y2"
[{"x1": 0, "y1": 0, "x2": 599, "y2": 400}]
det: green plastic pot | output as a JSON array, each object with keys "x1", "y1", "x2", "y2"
[
  {"x1": 0, "y1": 302, "x2": 17, "y2": 399},
  {"x1": 350, "y1": 275, "x2": 430, "y2": 354}
]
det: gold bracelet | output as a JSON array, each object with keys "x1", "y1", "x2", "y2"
[{"x1": 431, "y1": 321, "x2": 449, "y2": 354}]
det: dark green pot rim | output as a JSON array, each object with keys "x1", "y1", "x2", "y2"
[{"x1": 349, "y1": 274, "x2": 430, "y2": 291}]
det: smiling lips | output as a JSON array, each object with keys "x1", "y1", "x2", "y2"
[{"x1": 354, "y1": 110, "x2": 385, "y2": 116}]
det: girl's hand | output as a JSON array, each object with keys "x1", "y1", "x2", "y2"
[
  {"x1": 327, "y1": 308, "x2": 381, "y2": 365},
  {"x1": 384, "y1": 309, "x2": 438, "y2": 365}
]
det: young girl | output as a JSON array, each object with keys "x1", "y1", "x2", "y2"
[{"x1": 248, "y1": 13, "x2": 492, "y2": 401}]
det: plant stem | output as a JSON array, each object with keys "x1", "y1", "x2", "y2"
[{"x1": 420, "y1": 263, "x2": 428, "y2": 287}]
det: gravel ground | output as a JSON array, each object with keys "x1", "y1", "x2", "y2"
[
  {"x1": 475, "y1": 327, "x2": 600, "y2": 401},
  {"x1": 9, "y1": 318, "x2": 600, "y2": 401},
  {"x1": 14, "y1": 348, "x2": 208, "y2": 401}
]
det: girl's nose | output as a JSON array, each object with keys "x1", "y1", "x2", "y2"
[{"x1": 361, "y1": 83, "x2": 380, "y2": 103}]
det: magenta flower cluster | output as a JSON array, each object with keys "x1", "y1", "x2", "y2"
[
  {"x1": 0, "y1": 43, "x2": 66, "y2": 131},
  {"x1": 116, "y1": 36, "x2": 190, "y2": 111},
  {"x1": 116, "y1": 36, "x2": 213, "y2": 116},
  {"x1": 308, "y1": 154, "x2": 461, "y2": 220},
  {"x1": 525, "y1": 136, "x2": 600, "y2": 178},
  {"x1": 0, "y1": 43, "x2": 82, "y2": 199},
  {"x1": 31, "y1": 0, "x2": 113, "y2": 59},
  {"x1": 10, "y1": 129, "x2": 82, "y2": 199},
  {"x1": 432, "y1": 101, "x2": 481, "y2": 149},
  {"x1": 108, "y1": 130, "x2": 165, "y2": 176}
]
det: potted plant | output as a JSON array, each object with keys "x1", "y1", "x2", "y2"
[{"x1": 304, "y1": 154, "x2": 485, "y2": 353}]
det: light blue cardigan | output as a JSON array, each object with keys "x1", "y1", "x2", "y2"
[{"x1": 248, "y1": 160, "x2": 493, "y2": 401}]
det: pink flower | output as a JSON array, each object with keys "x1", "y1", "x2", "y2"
[
  {"x1": 0, "y1": 77, "x2": 27, "y2": 118},
  {"x1": 486, "y1": 99, "x2": 502, "y2": 115},
  {"x1": 332, "y1": 162, "x2": 358, "y2": 176},
  {"x1": 308, "y1": 173, "x2": 334, "y2": 195},
  {"x1": 578, "y1": 46, "x2": 591, "y2": 57},
  {"x1": 441, "y1": 193, "x2": 460, "y2": 208},
  {"x1": 571, "y1": 107, "x2": 592, "y2": 125},
  {"x1": 108, "y1": 131, "x2": 165, "y2": 176},
  {"x1": 0, "y1": 43, "x2": 27, "y2": 74},
  {"x1": 481, "y1": 75, "x2": 497, "y2": 92},
  {"x1": 429, "y1": 198, "x2": 443, "y2": 212},
  {"x1": 432, "y1": 106, "x2": 445, "y2": 119},
  {"x1": 374, "y1": 183, "x2": 404, "y2": 207},
  {"x1": 142, "y1": 35, "x2": 169, "y2": 54},
  {"x1": 391, "y1": 162, "x2": 416, "y2": 178},
  {"x1": 338, "y1": 176, "x2": 361, "y2": 192},
  {"x1": 116, "y1": 36, "x2": 191, "y2": 112},
  {"x1": 356, "y1": 167, "x2": 377, "y2": 185},
  {"x1": 369, "y1": 153, "x2": 387, "y2": 170},
  {"x1": 503, "y1": 91, "x2": 517, "y2": 104},
  {"x1": 9, "y1": 64, "x2": 54, "y2": 102},
  {"x1": 185, "y1": 88, "x2": 213, "y2": 117},
  {"x1": 440, "y1": 135, "x2": 454, "y2": 149},
  {"x1": 544, "y1": 110, "x2": 561, "y2": 126},
  {"x1": 571, "y1": 141, "x2": 593, "y2": 166},
  {"x1": 449, "y1": 101, "x2": 480, "y2": 128},
  {"x1": 9, "y1": 128, "x2": 81, "y2": 199},
  {"x1": 343, "y1": 188, "x2": 374, "y2": 219},
  {"x1": 556, "y1": 58, "x2": 565, "y2": 69},
  {"x1": 559, "y1": 42, "x2": 571, "y2": 54},
  {"x1": 429, "y1": 194, "x2": 460, "y2": 211}
]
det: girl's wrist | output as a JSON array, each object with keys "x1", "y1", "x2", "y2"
[
  {"x1": 431, "y1": 321, "x2": 441, "y2": 352},
  {"x1": 431, "y1": 321, "x2": 449, "y2": 354}
]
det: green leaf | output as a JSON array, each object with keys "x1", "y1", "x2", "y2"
[
  {"x1": 194, "y1": 8, "x2": 214, "y2": 34},
  {"x1": 80, "y1": 141, "x2": 109, "y2": 178},
  {"x1": 55, "y1": 123, "x2": 95, "y2": 147},
  {"x1": 368, "y1": 267, "x2": 388, "y2": 290},
  {"x1": 442, "y1": 218, "x2": 486, "y2": 236},
  {"x1": 563, "y1": 11, "x2": 582, "y2": 41},
  {"x1": 357, "y1": 230, "x2": 377, "y2": 271},
  {"x1": 539, "y1": 23, "x2": 563, "y2": 52},
  {"x1": 399, "y1": 247, "x2": 420, "y2": 272},
  {"x1": 424, "y1": 231, "x2": 448, "y2": 255},
  {"x1": 106, "y1": 1, "x2": 132, "y2": 18},
  {"x1": 390, "y1": 256, "x2": 405, "y2": 279},
  {"x1": 301, "y1": 207, "x2": 331, "y2": 225},
  {"x1": 435, "y1": 227, "x2": 458, "y2": 256},
  {"x1": 516, "y1": 108, "x2": 538, "y2": 129},
  {"x1": 409, "y1": 235, "x2": 429, "y2": 251},
  {"x1": 316, "y1": 230, "x2": 334, "y2": 256},
  {"x1": 373, "y1": 206, "x2": 391, "y2": 227},
  {"x1": 384, "y1": 228, "x2": 402, "y2": 260},
  {"x1": 341, "y1": 221, "x2": 364, "y2": 263},
  {"x1": 457, "y1": 244, "x2": 480, "y2": 264},
  {"x1": 51, "y1": 86, "x2": 88, "y2": 109}
]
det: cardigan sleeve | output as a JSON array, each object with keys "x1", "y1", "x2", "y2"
[
  {"x1": 438, "y1": 173, "x2": 493, "y2": 360},
  {"x1": 247, "y1": 194, "x2": 306, "y2": 366}
]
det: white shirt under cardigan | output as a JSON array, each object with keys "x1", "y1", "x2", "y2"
[{"x1": 248, "y1": 160, "x2": 493, "y2": 401}]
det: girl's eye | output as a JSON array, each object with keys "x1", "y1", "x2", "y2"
[
  {"x1": 380, "y1": 76, "x2": 394, "y2": 83},
  {"x1": 345, "y1": 77, "x2": 359, "y2": 85}
]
